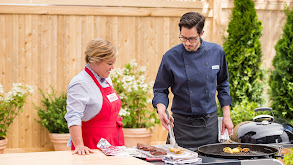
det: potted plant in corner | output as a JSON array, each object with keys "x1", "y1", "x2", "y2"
[
  {"x1": 110, "y1": 59, "x2": 160, "y2": 147},
  {"x1": 0, "y1": 83, "x2": 34, "y2": 154},
  {"x1": 34, "y1": 87, "x2": 70, "y2": 151}
]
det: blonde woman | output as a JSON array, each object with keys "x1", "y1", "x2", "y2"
[{"x1": 65, "y1": 39, "x2": 124, "y2": 155}]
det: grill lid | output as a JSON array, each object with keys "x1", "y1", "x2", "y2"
[{"x1": 231, "y1": 107, "x2": 293, "y2": 144}]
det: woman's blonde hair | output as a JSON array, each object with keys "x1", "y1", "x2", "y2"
[{"x1": 85, "y1": 39, "x2": 117, "y2": 64}]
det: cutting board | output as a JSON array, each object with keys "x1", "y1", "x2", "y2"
[{"x1": 0, "y1": 150, "x2": 152, "y2": 165}]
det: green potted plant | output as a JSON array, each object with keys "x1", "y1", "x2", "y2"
[
  {"x1": 34, "y1": 87, "x2": 70, "y2": 151},
  {"x1": 0, "y1": 83, "x2": 33, "y2": 154},
  {"x1": 110, "y1": 59, "x2": 160, "y2": 147}
]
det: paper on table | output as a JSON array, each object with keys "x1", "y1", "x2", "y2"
[{"x1": 162, "y1": 152, "x2": 202, "y2": 165}]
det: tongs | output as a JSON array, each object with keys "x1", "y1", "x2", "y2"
[{"x1": 165, "y1": 110, "x2": 179, "y2": 148}]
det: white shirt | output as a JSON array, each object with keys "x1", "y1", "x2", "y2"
[{"x1": 65, "y1": 64, "x2": 113, "y2": 128}]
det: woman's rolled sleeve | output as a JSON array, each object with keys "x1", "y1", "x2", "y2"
[{"x1": 65, "y1": 82, "x2": 88, "y2": 128}]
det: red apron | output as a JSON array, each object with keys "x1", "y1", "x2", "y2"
[{"x1": 71, "y1": 67, "x2": 124, "y2": 150}]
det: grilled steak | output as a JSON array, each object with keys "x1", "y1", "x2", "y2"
[
  {"x1": 150, "y1": 148, "x2": 167, "y2": 155},
  {"x1": 137, "y1": 143, "x2": 167, "y2": 155}
]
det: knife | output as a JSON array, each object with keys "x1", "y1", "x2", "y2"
[
  {"x1": 133, "y1": 150, "x2": 163, "y2": 162},
  {"x1": 165, "y1": 110, "x2": 179, "y2": 148},
  {"x1": 135, "y1": 156, "x2": 163, "y2": 162}
]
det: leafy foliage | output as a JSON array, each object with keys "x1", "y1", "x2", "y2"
[
  {"x1": 283, "y1": 148, "x2": 293, "y2": 165},
  {"x1": 0, "y1": 83, "x2": 33, "y2": 139},
  {"x1": 110, "y1": 60, "x2": 160, "y2": 128},
  {"x1": 269, "y1": 7, "x2": 293, "y2": 121},
  {"x1": 229, "y1": 98, "x2": 257, "y2": 126},
  {"x1": 217, "y1": 98, "x2": 257, "y2": 126},
  {"x1": 223, "y1": 0, "x2": 265, "y2": 106},
  {"x1": 34, "y1": 87, "x2": 69, "y2": 133}
]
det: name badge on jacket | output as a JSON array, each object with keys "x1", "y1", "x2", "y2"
[
  {"x1": 107, "y1": 93, "x2": 119, "y2": 102},
  {"x1": 212, "y1": 65, "x2": 219, "y2": 69}
]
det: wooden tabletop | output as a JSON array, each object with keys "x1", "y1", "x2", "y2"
[{"x1": 0, "y1": 150, "x2": 152, "y2": 165}]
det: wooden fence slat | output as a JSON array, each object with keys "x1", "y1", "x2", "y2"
[
  {"x1": 117, "y1": 16, "x2": 136, "y2": 66},
  {"x1": 30, "y1": 15, "x2": 41, "y2": 148},
  {"x1": 56, "y1": 15, "x2": 64, "y2": 93},
  {"x1": 17, "y1": 14, "x2": 26, "y2": 148},
  {"x1": 7, "y1": 14, "x2": 19, "y2": 148},
  {"x1": 221, "y1": 0, "x2": 293, "y2": 10},
  {"x1": 0, "y1": 0, "x2": 204, "y2": 9},
  {"x1": 0, "y1": 5, "x2": 209, "y2": 17},
  {"x1": 23, "y1": 15, "x2": 33, "y2": 148},
  {"x1": 0, "y1": 15, "x2": 5, "y2": 84}
]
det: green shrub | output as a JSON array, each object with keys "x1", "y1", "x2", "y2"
[
  {"x1": 283, "y1": 148, "x2": 293, "y2": 165},
  {"x1": 230, "y1": 98, "x2": 257, "y2": 126},
  {"x1": 34, "y1": 87, "x2": 69, "y2": 133},
  {"x1": 269, "y1": 6, "x2": 293, "y2": 122},
  {"x1": 223, "y1": 0, "x2": 265, "y2": 106}
]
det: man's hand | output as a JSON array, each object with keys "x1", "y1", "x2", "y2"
[
  {"x1": 156, "y1": 103, "x2": 174, "y2": 130},
  {"x1": 222, "y1": 105, "x2": 234, "y2": 135},
  {"x1": 222, "y1": 116, "x2": 233, "y2": 135}
]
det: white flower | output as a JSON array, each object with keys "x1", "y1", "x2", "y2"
[
  {"x1": 11, "y1": 83, "x2": 25, "y2": 97},
  {"x1": 119, "y1": 93, "x2": 125, "y2": 99},
  {"x1": 149, "y1": 81, "x2": 154, "y2": 86},
  {"x1": 119, "y1": 108, "x2": 130, "y2": 117},
  {"x1": 3, "y1": 83, "x2": 34, "y2": 101},
  {"x1": 138, "y1": 75, "x2": 146, "y2": 83},
  {"x1": 117, "y1": 70, "x2": 124, "y2": 77},
  {"x1": 5, "y1": 91, "x2": 14, "y2": 101},
  {"x1": 123, "y1": 75, "x2": 135, "y2": 82},
  {"x1": 26, "y1": 85, "x2": 34, "y2": 94},
  {"x1": 138, "y1": 66, "x2": 146, "y2": 73},
  {"x1": 129, "y1": 59, "x2": 138, "y2": 67},
  {"x1": 111, "y1": 68, "x2": 124, "y2": 79},
  {"x1": 140, "y1": 84, "x2": 148, "y2": 91}
]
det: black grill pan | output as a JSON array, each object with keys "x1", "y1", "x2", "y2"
[{"x1": 197, "y1": 143, "x2": 279, "y2": 159}]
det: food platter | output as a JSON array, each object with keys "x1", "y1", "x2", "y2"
[{"x1": 134, "y1": 144, "x2": 198, "y2": 158}]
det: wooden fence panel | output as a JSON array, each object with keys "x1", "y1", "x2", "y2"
[{"x1": 0, "y1": 12, "x2": 186, "y2": 151}]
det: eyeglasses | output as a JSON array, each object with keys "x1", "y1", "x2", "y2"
[{"x1": 179, "y1": 35, "x2": 199, "y2": 43}]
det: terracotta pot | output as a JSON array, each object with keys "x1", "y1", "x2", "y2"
[
  {"x1": 0, "y1": 138, "x2": 8, "y2": 154},
  {"x1": 123, "y1": 128, "x2": 152, "y2": 148},
  {"x1": 48, "y1": 133, "x2": 70, "y2": 151}
]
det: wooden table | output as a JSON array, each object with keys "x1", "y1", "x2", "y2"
[{"x1": 0, "y1": 150, "x2": 152, "y2": 165}]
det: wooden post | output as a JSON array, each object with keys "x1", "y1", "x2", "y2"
[{"x1": 211, "y1": 0, "x2": 223, "y2": 45}]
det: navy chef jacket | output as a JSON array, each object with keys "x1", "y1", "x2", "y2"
[{"x1": 152, "y1": 39, "x2": 232, "y2": 115}]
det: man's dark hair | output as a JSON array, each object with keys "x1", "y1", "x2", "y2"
[{"x1": 179, "y1": 12, "x2": 205, "y2": 34}]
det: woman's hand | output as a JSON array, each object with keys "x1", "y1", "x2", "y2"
[
  {"x1": 72, "y1": 145, "x2": 94, "y2": 155},
  {"x1": 69, "y1": 125, "x2": 94, "y2": 155}
]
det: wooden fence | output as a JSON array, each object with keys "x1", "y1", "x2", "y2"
[{"x1": 0, "y1": 0, "x2": 292, "y2": 152}]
